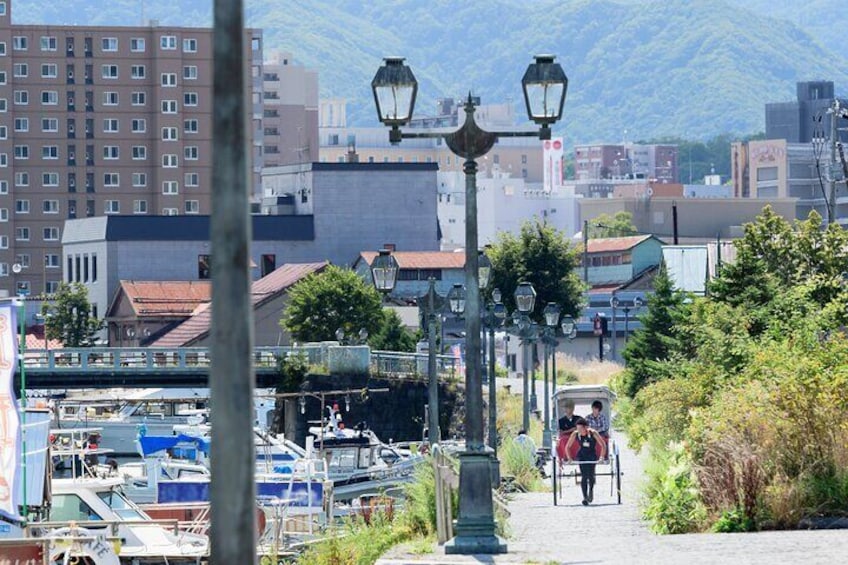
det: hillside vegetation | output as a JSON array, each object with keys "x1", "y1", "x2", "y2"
[{"x1": 14, "y1": 0, "x2": 848, "y2": 143}]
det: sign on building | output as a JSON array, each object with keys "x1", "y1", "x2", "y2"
[{"x1": 543, "y1": 138, "x2": 564, "y2": 193}]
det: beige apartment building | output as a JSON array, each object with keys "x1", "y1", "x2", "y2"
[
  {"x1": 0, "y1": 0, "x2": 263, "y2": 296},
  {"x1": 262, "y1": 51, "x2": 318, "y2": 167}
]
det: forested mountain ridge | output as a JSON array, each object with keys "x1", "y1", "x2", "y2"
[{"x1": 12, "y1": 0, "x2": 848, "y2": 143}]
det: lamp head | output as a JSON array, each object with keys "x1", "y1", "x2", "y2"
[
  {"x1": 522, "y1": 54, "x2": 568, "y2": 138},
  {"x1": 371, "y1": 57, "x2": 418, "y2": 140},
  {"x1": 371, "y1": 248, "x2": 399, "y2": 294},
  {"x1": 514, "y1": 281, "x2": 536, "y2": 313}
]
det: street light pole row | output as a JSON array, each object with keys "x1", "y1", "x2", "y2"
[{"x1": 371, "y1": 53, "x2": 568, "y2": 555}]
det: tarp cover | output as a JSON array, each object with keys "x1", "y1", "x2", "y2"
[{"x1": 137, "y1": 434, "x2": 210, "y2": 457}]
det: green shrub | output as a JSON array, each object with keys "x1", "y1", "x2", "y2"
[
  {"x1": 642, "y1": 443, "x2": 707, "y2": 534},
  {"x1": 500, "y1": 435, "x2": 543, "y2": 492},
  {"x1": 712, "y1": 508, "x2": 755, "y2": 533}
]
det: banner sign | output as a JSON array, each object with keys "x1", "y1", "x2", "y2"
[
  {"x1": 543, "y1": 138, "x2": 564, "y2": 193},
  {"x1": 0, "y1": 304, "x2": 21, "y2": 521}
]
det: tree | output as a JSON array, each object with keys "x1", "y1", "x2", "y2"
[
  {"x1": 282, "y1": 265, "x2": 384, "y2": 343},
  {"x1": 620, "y1": 265, "x2": 688, "y2": 397},
  {"x1": 43, "y1": 282, "x2": 103, "y2": 347},
  {"x1": 369, "y1": 309, "x2": 417, "y2": 352},
  {"x1": 588, "y1": 211, "x2": 638, "y2": 238},
  {"x1": 488, "y1": 219, "x2": 584, "y2": 323}
]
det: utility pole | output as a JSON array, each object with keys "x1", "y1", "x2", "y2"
[
  {"x1": 583, "y1": 219, "x2": 589, "y2": 284},
  {"x1": 829, "y1": 99, "x2": 839, "y2": 225}
]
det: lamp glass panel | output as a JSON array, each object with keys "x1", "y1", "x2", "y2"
[
  {"x1": 375, "y1": 84, "x2": 414, "y2": 123},
  {"x1": 525, "y1": 82, "x2": 564, "y2": 120}
]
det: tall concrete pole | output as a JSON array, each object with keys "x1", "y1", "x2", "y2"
[{"x1": 211, "y1": 1, "x2": 256, "y2": 562}]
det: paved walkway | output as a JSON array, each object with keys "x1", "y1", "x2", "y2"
[{"x1": 378, "y1": 434, "x2": 848, "y2": 564}]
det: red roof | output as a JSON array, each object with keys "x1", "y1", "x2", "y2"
[
  {"x1": 582, "y1": 235, "x2": 657, "y2": 254},
  {"x1": 25, "y1": 327, "x2": 64, "y2": 350},
  {"x1": 117, "y1": 280, "x2": 213, "y2": 317},
  {"x1": 359, "y1": 251, "x2": 465, "y2": 270},
  {"x1": 150, "y1": 262, "x2": 327, "y2": 347}
]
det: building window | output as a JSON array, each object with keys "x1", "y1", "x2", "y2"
[
  {"x1": 130, "y1": 37, "x2": 145, "y2": 52},
  {"x1": 261, "y1": 254, "x2": 276, "y2": 277},
  {"x1": 0, "y1": 2, "x2": 5, "y2": 16},
  {"x1": 103, "y1": 119, "x2": 119, "y2": 133},
  {"x1": 12, "y1": 63, "x2": 27, "y2": 77},
  {"x1": 15, "y1": 227, "x2": 29, "y2": 241},
  {"x1": 0, "y1": 209, "x2": 6, "y2": 222},
  {"x1": 103, "y1": 145, "x2": 119, "y2": 159},
  {"x1": 42, "y1": 118, "x2": 59, "y2": 132},
  {"x1": 13, "y1": 36, "x2": 27, "y2": 51},
  {"x1": 0, "y1": 181, "x2": 6, "y2": 194},
  {"x1": 101, "y1": 64, "x2": 118, "y2": 79},
  {"x1": 198, "y1": 255, "x2": 210, "y2": 279},
  {"x1": 0, "y1": 236, "x2": 7, "y2": 249},
  {"x1": 162, "y1": 207, "x2": 178, "y2": 216},
  {"x1": 15, "y1": 172, "x2": 28, "y2": 186},
  {"x1": 184, "y1": 146, "x2": 198, "y2": 160},
  {"x1": 184, "y1": 92, "x2": 198, "y2": 106},
  {"x1": 13, "y1": 90, "x2": 28, "y2": 105},
  {"x1": 185, "y1": 172, "x2": 199, "y2": 187},
  {"x1": 104, "y1": 200, "x2": 119, "y2": 214},
  {"x1": 162, "y1": 127, "x2": 178, "y2": 140},
  {"x1": 42, "y1": 172, "x2": 59, "y2": 186},
  {"x1": 103, "y1": 173, "x2": 120, "y2": 187},
  {"x1": 132, "y1": 172, "x2": 147, "y2": 187},
  {"x1": 162, "y1": 180, "x2": 178, "y2": 194},
  {"x1": 101, "y1": 37, "x2": 118, "y2": 52},
  {"x1": 14, "y1": 117, "x2": 28, "y2": 132},
  {"x1": 0, "y1": 99, "x2": 5, "y2": 112},
  {"x1": 43, "y1": 200, "x2": 59, "y2": 214},
  {"x1": 184, "y1": 119, "x2": 198, "y2": 133},
  {"x1": 162, "y1": 154, "x2": 178, "y2": 167},
  {"x1": 131, "y1": 118, "x2": 146, "y2": 132},
  {"x1": 130, "y1": 65, "x2": 145, "y2": 79},
  {"x1": 0, "y1": 71, "x2": 5, "y2": 84},
  {"x1": 41, "y1": 90, "x2": 59, "y2": 105},
  {"x1": 102, "y1": 91, "x2": 118, "y2": 105},
  {"x1": 41, "y1": 63, "x2": 57, "y2": 78},
  {"x1": 131, "y1": 91, "x2": 146, "y2": 106},
  {"x1": 15, "y1": 200, "x2": 30, "y2": 214},
  {"x1": 0, "y1": 264, "x2": 7, "y2": 277},
  {"x1": 14, "y1": 145, "x2": 29, "y2": 159},
  {"x1": 133, "y1": 200, "x2": 147, "y2": 214},
  {"x1": 131, "y1": 146, "x2": 146, "y2": 160},
  {"x1": 183, "y1": 65, "x2": 197, "y2": 80},
  {"x1": 40, "y1": 36, "x2": 57, "y2": 52},
  {"x1": 43, "y1": 227, "x2": 59, "y2": 241},
  {"x1": 160, "y1": 35, "x2": 177, "y2": 50},
  {"x1": 42, "y1": 145, "x2": 59, "y2": 159},
  {"x1": 183, "y1": 38, "x2": 197, "y2": 53},
  {"x1": 185, "y1": 200, "x2": 199, "y2": 214},
  {"x1": 161, "y1": 72, "x2": 177, "y2": 87},
  {"x1": 161, "y1": 100, "x2": 177, "y2": 113}
]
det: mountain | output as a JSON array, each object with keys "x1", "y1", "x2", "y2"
[{"x1": 11, "y1": 0, "x2": 848, "y2": 144}]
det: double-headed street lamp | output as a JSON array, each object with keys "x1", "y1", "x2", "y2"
[
  {"x1": 609, "y1": 294, "x2": 645, "y2": 361},
  {"x1": 512, "y1": 281, "x2": 537, "y2": 433},
  {"x1": 482, "y1": 288, "x2": 506, "y2": 454},
  {"x1": 370, "y1": 249, "x2": 466, "y2": 446},
  {"x1": 372, "y1": 54, "x2": 567, "y2": 555}
]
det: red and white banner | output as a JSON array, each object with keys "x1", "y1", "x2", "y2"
[
  {"x1": 543, "y1": 137, "x2": 564, "y2": 193},
  {"x1": 0, "y1": 304, "x2": 21, "y2": 521}
]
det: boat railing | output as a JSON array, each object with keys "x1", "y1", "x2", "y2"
[{"x1": 29, "y1": 518, "x2": 181, "y2": 537}]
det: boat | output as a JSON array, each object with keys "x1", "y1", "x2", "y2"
[
  {"x1": 54, "y1": 387, "x2": 278, "y2": 456},
  {"x1": 309, "y1": 406, "x2": 423, "y2": 502}
]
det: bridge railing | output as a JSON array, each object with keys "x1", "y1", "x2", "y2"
[
  {"x1": 19, "y1": 346, "x2": 458, "y2": 381},
  {"x1": 370, "y1": 350, "x2": 458, "y2": 381}
]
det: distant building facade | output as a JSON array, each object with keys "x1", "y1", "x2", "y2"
[
  {"x1": 0, "y1": 0, "x2": 264, "y2": 297},
  {"x1": 262, "y1": 51, "x2": 318, "y2": 167},
  {"x1": 318, "y1": 98, "x2": 545, "y2": 183},
  {"x1": 574, "y1": 143, "x2": 678, "y2": 182},
  {"x1": 765, "y1": 81, "x2": 848, "y2": 144}
]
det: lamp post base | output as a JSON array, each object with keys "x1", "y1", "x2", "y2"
[
  {"x1": 542, "y1": 428, "x2": 553, "y2": 452},
  {"x1": 445, "y1": 450, "x2": 507, "y2": 555}
]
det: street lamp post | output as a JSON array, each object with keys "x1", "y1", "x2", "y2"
[
  {"x1": 610, "y1": 294, "x2": 619, "y2": 361},
  {"x1": 514, "y1": 281, "x2": 537, "y2": 433},
  {"x1": 483, "y1": 288, "x2": 506, "y2": 454},
  {"x1": 624, "y1": 296, "x2": 644, "y2": 348},
  {"x1": 541, "y1": 302, "x2": 561, "y2": 449},
  {"x1": 372, "y1": 54, "x2": 567, "y2": 555}
]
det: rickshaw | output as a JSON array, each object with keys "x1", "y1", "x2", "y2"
[{"x1": 550, "y1": 384, "x2": 621, "y2": 505}]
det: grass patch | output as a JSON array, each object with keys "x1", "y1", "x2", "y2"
[{"x1": 554, "y1": 353, "x2": 623, "y2": 386}]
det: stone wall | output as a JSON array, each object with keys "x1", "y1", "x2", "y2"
[{"x1": 282, "y1": 372, "x2": 460, "y2": 447}]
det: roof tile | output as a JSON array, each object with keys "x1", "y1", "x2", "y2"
[{"x1": 359, "y1": 251, "x2": 465, "y2": 270}]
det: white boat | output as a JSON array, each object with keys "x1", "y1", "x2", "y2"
[
  {"x1": 54, "y1": 388, "x2": 278, "y2": 456},
  {"x1": 309, "y1": 407, "x2": 423, "y2": 502}
]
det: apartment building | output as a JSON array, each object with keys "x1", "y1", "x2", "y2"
[
  {"x1": 0, "y1": 0, "x2": 263, "y2": 296},
  {"x1": 262, "y1": 51, "x2": 318, "y2": 167},
  {"x1": 574, "y1": 143, "x2": 678, "y2": 182}
]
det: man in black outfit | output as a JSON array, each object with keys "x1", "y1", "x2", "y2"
[
  {"x1": 557, "y1": 399, "x2": 581, "y2": 435},
  {"x1": 565, "y1": 417, "x2": 606, "y2": 505}
]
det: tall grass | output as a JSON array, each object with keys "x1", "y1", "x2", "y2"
[{"x1": 554, "y1": 353, "x2": 623, "y2": 386}]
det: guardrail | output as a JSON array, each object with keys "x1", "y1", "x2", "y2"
[
  {"x1": 370, "y1": 350, "x2": 458, "y2": 381},
  {"x1": 19, "y1": 346, "x2": 458, "y2": 381}
]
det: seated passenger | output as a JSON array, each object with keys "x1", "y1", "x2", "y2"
[
  {"x1": 585, "y1": 400, "x2": 609, "y2": 438},
  {"x1": 557, "y1": 400, "x2": 581, "y2": 435}
]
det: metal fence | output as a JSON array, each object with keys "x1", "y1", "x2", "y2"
[{"x1": 370, "y1": 350, "x2": 458, "y2": 381}]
